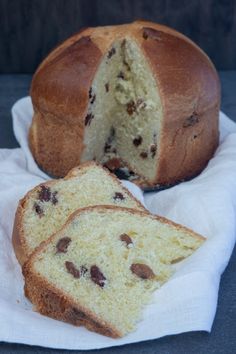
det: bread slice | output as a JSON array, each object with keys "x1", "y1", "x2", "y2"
[
  {"x1": 23, "y1": 206, "x2": 205, "y2": 338},
  {"x1": 12, "y1": 162, "x2": 144, "y2": 265}
]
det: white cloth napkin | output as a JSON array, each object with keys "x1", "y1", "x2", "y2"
[{"x1": 0, "y1": 97, "x2": 236, "y2": 350}]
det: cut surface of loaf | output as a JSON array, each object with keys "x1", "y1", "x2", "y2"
[
  {"x1": 30, "y1": 20, "x2": 220, "y2": 187},
  {"x1": 12, "y1": 162, "x2": 144, "y2": 265},
  {"x1": 23, "y1": 206, "x2": 205, "y2": 338},
  {"x1": 81, "y1": 37, "x2": 162, "y2": 184}
]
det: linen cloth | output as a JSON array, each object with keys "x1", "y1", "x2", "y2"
[{"x1": 0, "y1": 96, "x2": 236, "y2": 349}]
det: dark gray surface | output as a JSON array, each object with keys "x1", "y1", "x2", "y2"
[
  {"x1": 1, "y1": 0, "x2": 236, "y2": 72},
  {"x1": 0, "y1": 73, "x2": 235, "y2": 353}
]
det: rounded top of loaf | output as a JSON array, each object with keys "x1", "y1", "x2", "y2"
[{"x1": 30, "y1": 20, "x2": 220, "y2": 126}]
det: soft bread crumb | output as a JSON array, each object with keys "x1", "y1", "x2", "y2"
[
  {"x1": 21, "y1": 163, "x2": 144, "y2": 258},
  {"x1": 81, "y1": 38, "x2": 162, "y2": 181},
  {"x1": 25, "y1": 206, "x2": 204, "y2": 337}
]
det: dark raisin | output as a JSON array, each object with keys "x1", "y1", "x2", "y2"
[
  {"x1": 104, "y1": 142, "x2": 111, "y2": 153},
  {"x1": 65, "y1": 261, "x2": 80, "y2": 278},
  {"x1": 34, "y1": 203, "x2": 43, "y2": 217},
  {"x1": 140, "y1": 151, "x2": 148, "y2": 159},
  {"x1": 183, "y1": 113, "x2": 199, "y2": 128},
  {"x1": 80, "y1": 265, "x2": 88, "y2": 276},
  {"x1": 104, "y1": 158, "x2": 122, "y2": 171},
  {"x1": 150, "y1": 144, "x2": 157, "y2": 158},
  {"x1": 104, "y1": 127, "x2": 116, "y2": 153},
  {"x1": 113, "y1": 192, "x2": 125, "y2": 201},
  {"x1": 89, "y1": 87, "x2": 96, "y2": 104},
  {"x1": 56, "y1": 237, "x2": 71, "y2": 253},
  {"x1": 90, "y1": 95, "x2": 96, "y2": 104},
  {"x1": 133, "y1": 135, "x2": 142, "y2": 146},
  {"x1": 105, "y1": 83, "x2": 109, "y2": 92},
  {"x1": 193, "y1": 134, "x2": 198, "y2": 139},
  {"x1": 38, "y1": 185, "x2": 58, "y2": 204},
  {"x1": 130, "y1": 263, "x2": 155, "y2": 279},
  {"x1": 127, "y1": 100, "x2": 136, "y2": 115},
  {"x1": 107, "y1": 47, "x2": 116, "y2": 59},
  {"x1": 38, "y1": 185, "x2": 51, "y2": 202},
  {"x1": 117, "y1": 71, "x2": 125, "y2": 79},
  {"x1": 90, "y1": 265, "x2": 106, "y2": 288},
  {"x1": 51, "y1": 191, "x2": 58, "y2": 205},
  {"x1": 120, "y1": 233, "x2": 133, "y2": 247},
  {"x1": 85, "y1": 113, "x2": 94, "y2": 126}
]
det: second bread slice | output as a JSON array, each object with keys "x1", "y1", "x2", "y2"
[{"x1": 13, "y1": 162, "x2": 144, "y2": 265}]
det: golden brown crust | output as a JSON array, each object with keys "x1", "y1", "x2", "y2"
[
  {"x1": 29, "y1": 110, "x2": 86, "y2": 177},
  {"x1": 30, "y1": 34, "x2": 103, "y2": 176},
  {"x1": 23, "y1": 264, "x2": 121, "y2": 338},
  {"x1": 12, "y1": 197, "x2": 29, "y2": 266},
  {"x1": 33, "y1": 27, "x2": 92, "y2": 77},
  {"x1": 12, "y1": 179, "x2": 56, "y2": 266},
  {"x1": 139, "y1": 25, "x2": 220, "y2": 185},
  {"x1": 29, "y1": 20, "x2": 220, "y2": 186},
  {"x1": 63, "y1": 204, "x2": 206, "y2": 242},
  {"x1": 31, "y1": 35, "x2": 102, "y2": 123},
  {"x1": 12, "y1": 162, "x2": 145, "y2": 266},
  {"x1": 23, "y1": 204, "x2": 204, "y2": 338}
]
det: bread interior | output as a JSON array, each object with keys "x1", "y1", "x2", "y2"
[
  {"x1": 32, "y1": 208, "x2": 203, "y2": 336},
  {"x1": 22, "y1": 165, "x2": 143, "y2": 256},
  {"x1": 81, "y1": 38, "x2": 162, "y2": 182}
]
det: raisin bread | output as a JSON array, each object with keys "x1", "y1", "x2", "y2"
[
  {"x1": 23, "y1": 206, "x2": 205, "y2": 338},
  {"x1": 30, "y1": 20, "x2": 220, "y2": 187},
  {"x1": 12, "y1": 162, "x2": 144, "y2": 265}
]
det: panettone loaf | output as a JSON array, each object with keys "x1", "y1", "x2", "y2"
[
  {"x1": 12, "y1": 162, "x2": 144, "y2": 265},
  {"x1": 30, "y1": 20, "x2": 220, "y2": 187},
  {"x1": 23, "y1": 206, "x2": 205, "y2": 338}
]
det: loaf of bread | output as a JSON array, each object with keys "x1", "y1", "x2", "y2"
[
  {"x1": 23, "y1": 206, "x2": 205, "y2": 338},
  {"x1": 12, "y1": 162, "x2": 144, "y2": 265},
  {"x1": 29, "y1": 20, "x2": 220, "y2": 187}
]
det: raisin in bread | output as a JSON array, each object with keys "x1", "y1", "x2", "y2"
[
  {"x1": 30, "y1": 20, "x2": 220, "y2": 187},
  {"x1": 23, "y1": 206, "x2": 205, "y2": 338},
  {"x1": 12, "y1": 162, "x2": 144, "y2": 265}
]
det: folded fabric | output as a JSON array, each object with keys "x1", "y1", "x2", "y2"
[{"x1": 0, "y1": 97, "x2": 235, "y2": 349}]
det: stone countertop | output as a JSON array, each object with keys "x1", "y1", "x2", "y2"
[{"x1": 0, "y1": 72, "x2": 235, "y2": 354}]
